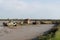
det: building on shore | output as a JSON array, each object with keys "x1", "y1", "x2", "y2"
[{"x1": 23, "y1": 19, "x2": 31, "y2": 24}]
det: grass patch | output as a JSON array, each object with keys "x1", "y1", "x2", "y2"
[
  {"x1": 53, "y1": 29, "x2": 60, "y2": 40},
  {"x1": 51, "y1": 24, "x2": 60, "y2": 40}
]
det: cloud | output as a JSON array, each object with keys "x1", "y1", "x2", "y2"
[{"x1": 0, "y1": 0, "x2": 60, "y2": 19}]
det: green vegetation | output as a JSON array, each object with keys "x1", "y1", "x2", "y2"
[
  {"x1": 55, "y1": 30, "x2": 60, "y2": 40},
  {"x1": 50, "y1": 25, "x2": 60, "y2": 40},
  {"x1": 55, "y1": 28, "x2": 60, "y2": 40}
]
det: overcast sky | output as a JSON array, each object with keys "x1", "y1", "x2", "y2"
[{"x1": 0, "y1": 0, "x2": 60, "y2": 19}]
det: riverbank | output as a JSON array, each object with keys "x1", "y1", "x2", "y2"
[{"x1": 32, "y1": 24, "x2": 59, "y2": 40}]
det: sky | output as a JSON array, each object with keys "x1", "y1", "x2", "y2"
[{"x1": 0, "y1": 0, "x2": 60, "y2": 19}]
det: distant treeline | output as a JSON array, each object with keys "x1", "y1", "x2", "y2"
[
  {"x1": 0, "y1": 19, "x2": 60, "y2": 24},
  {"x1": 0, "y1": 19, "x2": 60, "y2": 21}
]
